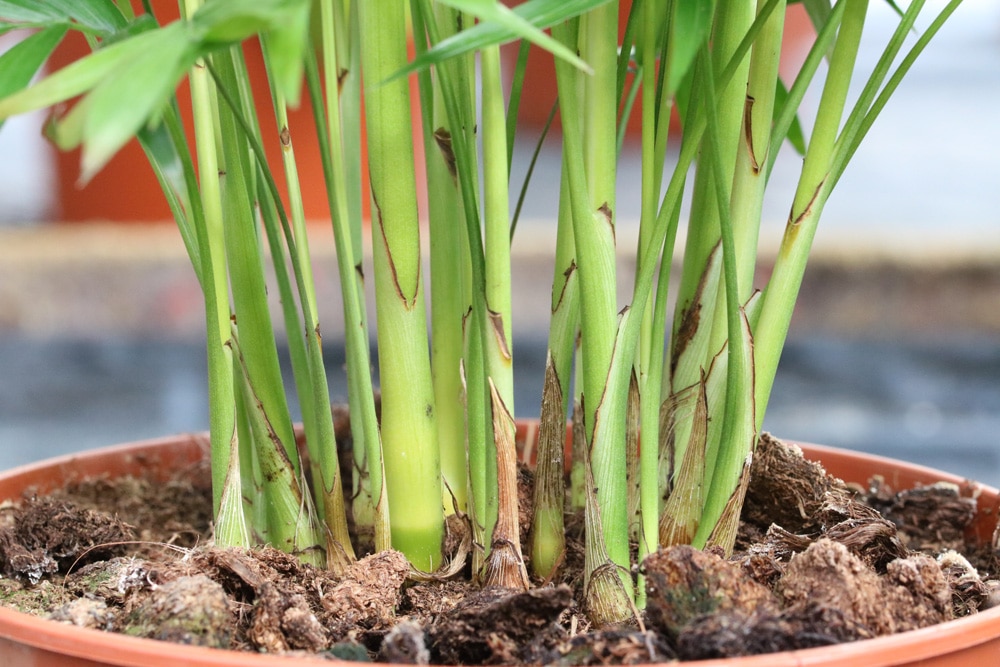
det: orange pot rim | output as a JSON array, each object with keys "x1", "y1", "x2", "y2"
[{"x1": 0, "y1": 433, "x2": 998, "y2": 667}]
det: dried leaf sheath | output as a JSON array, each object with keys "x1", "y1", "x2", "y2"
[
  {"x1": 483, "y1": 381, "x2": 529, "y2": 590},
  {"x1": 659, "y1": 375, "x2": 709, "y2": 548},
  {"x1": 529, "y1": 353, "x2": 567, "y2": 581}
]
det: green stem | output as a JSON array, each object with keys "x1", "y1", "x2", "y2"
[
  {"x1": 754, "y1": 0, "x2": 869, "y2": 420},
  {"x1": 411, "y1": 0, "x2": 490, "y2": 571},
  {"x1": 689, "y1": 43, "x2": 755, "y2": 551},
  {"x1": 530, "y1": 155, "x2": 578, "y2": 580},
  {"x1": 480, "y1": 41, "x2": 527, "y2": 585},
  {"x1": 554, "y1": 14, "x2": 634, "y2": 620},
  {"x1": 416, "y1": 3, "x2": 473, "y2": 516},
  {"x1": 671, "y1": 0, "x2": 755, "y2": 348},
  {"x1": 359, "y1": 0, "x2": 443, "y2": 572},
  {"x1": 634, "y1": 0, "x2": 673, "y2": 577},
  {"x1": 212, "y1": 47, "x2": 327, "y2": 564},
  {"x1": 180, "y1": 0, "x2": 245, "y2": 548},
  {"x1": 317, "y1": 0, "x2": 385, "y2": 549},
  {"x1": 665, "y1": 0, "x2": 755, "y2": 498},
  {"x1": 305, "y1": 13, "x2": 389, "y2": 554},
  {"x1": 231, "y1": 328, "x2": 325, "y2": 567}
]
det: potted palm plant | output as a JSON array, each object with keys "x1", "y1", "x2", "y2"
[{"x1": 0, "y1": 0, "x2": 992, "y2": 664}]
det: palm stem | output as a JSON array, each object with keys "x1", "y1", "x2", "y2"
[
  {"x1": 180, "y1": 0, "x2": 245, "y2": 548},
  {"x1": 359, "y1": 0, "x2": 443, "y2": 572}
]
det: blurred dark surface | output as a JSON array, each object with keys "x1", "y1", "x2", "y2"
[{"x1": 2, "y1": 336, "x2": 998, "y2": 487}]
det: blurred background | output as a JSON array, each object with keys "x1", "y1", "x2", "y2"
[{"x1": 1, "y1": 1, "x2": 998, "y2": 485}]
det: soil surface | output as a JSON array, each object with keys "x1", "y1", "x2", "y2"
[{"x1": 1, "y1": 433, "x2": 998, "y2": 663}]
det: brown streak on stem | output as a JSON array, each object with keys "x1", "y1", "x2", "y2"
[
  {"x1": 371, "y1": 182, "x2": 411, "y2": 307},
  {"x1": 670, "y1": 242, "x2": 720, "y2": 374},
  {"x1": 433, "y1": 127, "x2": 458, "y2": 182},
  {"x1": 588, "y1": 305, "x2": 629, "y2": 443},
  {"x1": 279, "y1": 126, "x2": 291, "y2": 148},
  {"x1": 743, "y1": 95, "x2": 760, "y2": 174},
  {"x1": 659, "y1": 398, "x2": 676, "y2": 497},
  {"x1": 790, "y1": 178, "x2": 826, "y2": 227},
  {"x1": 233, "y1": 341, "x2": 280, "y2": 449},
  {"x1": 552, "y1": 261, "x2": 577, "y2": 313},
  {"x1": 488, "y1": 309, "x2": 511, "y2": 361},
  {"x1": 597, "y1": 202, "x2": 613, "y2": 220},
  {"x1": 625, "y1": 369, "x2": 642, "y2": 540},
  {"x1": 597, "y1": 202, "x2": 615, "y2": 242}
]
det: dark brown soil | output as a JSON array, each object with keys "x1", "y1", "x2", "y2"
[{"x1": 0, "y1": 433, "x2": 997, "y2": 663}]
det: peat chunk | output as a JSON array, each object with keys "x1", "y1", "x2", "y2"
[
  {"x1": 884, "y1": 482, "x2": 977, "y2": 553},
  {"x1": 755, "y1": 515, "x2": 907, "y2": 573},
  {"x1": 195, "y1": 546, "x2": 339, "y2": 653},
  {"x1": 532, "y1": 629, "x2": 674, "y2": 666},
  {"x1": 883, "y1": 554, "x2": 952, "y2": 632},
  {"x1": 428, "y1": 585, "x2": 573, "y2": 665},
  {"x1": 742, "y1": 433, "x2": 852, "y2": 534},
  {"x1": 0, "y1": 498, "x2": 134, "y2": 583},
  {"x1": 643, "y1": 545, "x2": 776, "y2": 641},
  {"x1": 321, "y1": 550, "x2": 410, "y2": 640},
  {"x1": 379, "y1": 620, "x2": 429, "y2": 664},
  {"x1": 778, "y1": 539, "x2": 888, "y2": 636},
  {"x1": 938, "y1": 549, "x2": 990, "y2": 616},
  {"x1": 48, "y1": 596, "x2": 113, "y2": 630},
  {"x1": 778, "y1": 539, "x2": 952, "y2": 637},
  {"x1": 64, "y1": 556, "x2": 153, "y2": 604},
  {"x1": 122, "y1": 574, "x2": 232, "y2": 648},
  {"x1": 249, "y1": 584, "x2": 327, "y2": 653},
  {"x1": 675, "y1": 607, "x2": 849, "y2": 660}
]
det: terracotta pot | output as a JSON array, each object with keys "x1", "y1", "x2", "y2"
[{"x1": 0, "y1": 432, "x2": 998, "y2": 666}]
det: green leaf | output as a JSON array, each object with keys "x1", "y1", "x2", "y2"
[
  {"x1": 0, "y1": 26, "x2": 68, "y2": 102},
  {"x1": 774, "y1": 78, "x2": 806, "y2": 155},
  {"x1": 191, "y1": 0, "x2": 308, "y2": 45},
  {"x1": 0, "y1": 26, "x2": 165, "y2": 120},
  {"x1": 138, "y1": 118, "x2": 188, "y2": 219},
  {"x1": 447, "y1": 0, "x2": 592, "y2": 71},
  {"x1": 43, "y1": 92, "x2": 87, "y2": 151},
  {"x1": 102, "y1": 13, "x2": 159, "y2": 46},
  {"x1": 880, "y1": 0, "x2": 907, "y2": 20},
  {"x1": 259, "y1": 0, "x2": 310, "y2": 106},
  {"x1": 48, "y1": 0, "x2": 127, "y2": 33},
  {"x1": 664, "y1": 0, "x2": 715, "y2": 98},
  {"x1": 0, "y1": 0, "x2": 126, "y2": 34},
  {"x1": 78, "y1": 25, "x2": 194, "y2": 180},
  {"x1": 799, "y1": 0, "x2": 833, "y2": 31},
  {"x1": 403, "y1": 0, "x2": 615, "y2": 79},
  {"x1": 34, "y1": 22, "x2": 195, "y2": 183},
  {"x1": 0, "y1": 1, "x2": 69, "y2": 26}
]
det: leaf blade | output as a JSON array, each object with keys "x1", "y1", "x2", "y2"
[
  {"x1": 0, "y1": 25, "x2": 68, "y2": 102},
  {"x1": 401, "y1": 0, "x2": 615, "y2": 80}
]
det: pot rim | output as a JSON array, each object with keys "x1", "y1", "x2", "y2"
[{"x1": 0, "y1": 433, "x2": 997, "y2": 667}]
